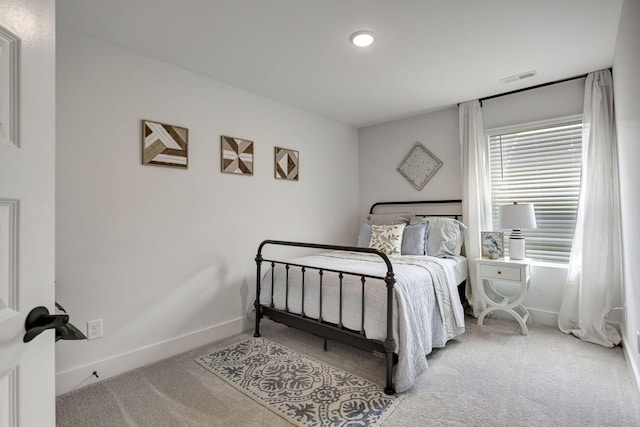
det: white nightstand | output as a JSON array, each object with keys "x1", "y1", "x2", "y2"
[{"x1": 475, "y1": 257, "x2": 531, "y2": 335}]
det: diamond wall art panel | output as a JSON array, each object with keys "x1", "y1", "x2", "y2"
[
  {"x1": 274, "y1": 147, "x2": 299, "y2": 181},
  {"x1": 142, "y1": 120, "x2": 188, "y2": 168},
  {"x1": 221, "y1": 135, "x2": 254, "y2": 175},
  {"x1": 397, "y1": 142, "x2": 443, "y2": 190}
]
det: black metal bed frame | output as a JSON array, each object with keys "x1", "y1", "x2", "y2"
[{"x1": 253, "y1": 200, "x2": 464, "y2": 395}]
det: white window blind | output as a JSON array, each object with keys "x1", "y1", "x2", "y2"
[{"x1": 488, "y1": 117, "x2": 582, "y2": 262}]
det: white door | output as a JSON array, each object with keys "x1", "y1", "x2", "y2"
[{"x1": 0, "y1": 1, "x2": 56, "y2": 426}]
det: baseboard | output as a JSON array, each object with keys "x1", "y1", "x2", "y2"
[
  {"x1": 56, "y1": 316, "x2": 249, "y2": 395},
  {"x1": 525, "y1": 307, "x2": 559, "y2": 328},
  {"x1": 524, "y1": 308, "x2": 624, "y2": 335}
]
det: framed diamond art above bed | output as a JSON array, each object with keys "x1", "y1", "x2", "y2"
[{"x1": 397, "y1": 142, "x2": 443, "y2": 190}]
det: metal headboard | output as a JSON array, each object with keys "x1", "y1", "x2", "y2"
[{"x1": 369, "y1": 200, "x2": 463, "y2": 221}]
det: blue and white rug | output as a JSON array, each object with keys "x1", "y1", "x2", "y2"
[{"x1": 196, "y1": 337, "x2": 402, "y2": 426}]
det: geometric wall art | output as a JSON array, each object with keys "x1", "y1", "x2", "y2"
[
  {"x1": 221, "y1": 135, "x2": 254, "y2": 175},
  {"x1": 142, "y1": 120, "x2": 188, "y2": 168},
  {"x1": 274, "y1": 146, "x2": 299, "y2": 181},
  {"x1": 397, "y1": 142, "x2": 443, "y2": 190}
]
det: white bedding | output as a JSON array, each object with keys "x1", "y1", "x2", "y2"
[{"x1": 259, "y1": 251, "x2": 466, "y2": 392}]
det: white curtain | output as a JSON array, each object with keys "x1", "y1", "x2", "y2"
[
  {"x1": 459, "y1": 100, "x2": 493, "y2": 317},
  {"x1": 558, "y1": 69, "x2": 622, "y2": 347}
]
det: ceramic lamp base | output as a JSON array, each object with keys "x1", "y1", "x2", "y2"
[{"x1": 509, "y1": 230, "x2": 526, "y2": 259}]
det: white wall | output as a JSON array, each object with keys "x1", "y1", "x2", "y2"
[
  {"x1": 481, "y1": 78, "x2": 585, "y2": 129},
  {"x1": 613, "y1": 0, "x2": 640, "y2": 390},
  {"x1": 358, "y1": 79, "x2": 586, "y2": 327},
  {"x1": 358, "y1": 107, "x2": 461, "y2": 217},
  {"x1": 55, "y1": 29, "x2": 359, "y2": 394}
]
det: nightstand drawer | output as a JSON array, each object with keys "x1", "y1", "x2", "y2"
[{"x1": 479, "y1": 264, "x2": 521, "y2": 281}]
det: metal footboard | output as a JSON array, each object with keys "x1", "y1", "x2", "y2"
[{"x1": 253, "y1": 239, "x2": 397, "y2": 395}]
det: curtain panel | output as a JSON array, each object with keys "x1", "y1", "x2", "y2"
[
  {"x1": 558, "y1": 69, "x2": 622, "y2": 347},
  {"x1": 459, "y1": 100, "x2": 492, "y2": 317}
]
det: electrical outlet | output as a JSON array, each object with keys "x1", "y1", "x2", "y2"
[{"x1": 87, "y1": 319, "x2": 103, "y2": 340}]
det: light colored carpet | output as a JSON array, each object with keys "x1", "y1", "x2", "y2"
[{"x1": 57, "y1": 316, "x2": 640, "y2": 426}]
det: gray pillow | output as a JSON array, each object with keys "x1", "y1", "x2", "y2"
[
  {"x1": 426, "y1": 217, "x2": 467, "y2": 257},
  {"x1": 401, "y1": 223, "x2": 429, "y2": 255},
  {"x1": 366, "y1": 213, "x2": 411, "y2": 225},
  {"x1": 409, "y1": 215, "x2": 429, "y2": 226},
  {"x1": 356, "y1": 223, "x2": 372, "y2": 247}
]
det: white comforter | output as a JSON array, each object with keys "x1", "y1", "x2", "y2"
[{"x1": 260, "y1": 251, "x2": 465, "y2": 392}]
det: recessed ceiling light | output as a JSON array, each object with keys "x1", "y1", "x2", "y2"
[{"x1": 350, "y1": 30, "x2": 375, "y2": 47}]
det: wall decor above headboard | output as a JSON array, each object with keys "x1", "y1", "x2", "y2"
[{"x1": 396, "y1": 142, "x2": 443, "y2": 190}]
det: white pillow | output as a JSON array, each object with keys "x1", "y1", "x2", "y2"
[
  {"x1": 426, "y1": 217, "x2": 467, "y2": 257},
  {"x1": 369, "y1": 224, "x2": 406, "y2": 256}
]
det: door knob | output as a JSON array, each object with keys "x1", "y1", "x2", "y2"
[{"x1": 23, "y1": 306, "x2": 69, "y2": 343}]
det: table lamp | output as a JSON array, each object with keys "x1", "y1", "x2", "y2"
[{"x1": 499, "y1": 202, "x2": 537, "y2": 260}]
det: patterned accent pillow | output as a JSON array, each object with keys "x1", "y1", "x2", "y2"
[{"x1": 369, "y1": 224, "x2": 406, "y2": 255}]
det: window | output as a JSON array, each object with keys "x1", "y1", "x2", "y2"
[{"x1": 487, "y1": 116, "x2": 582, "y2": 263}]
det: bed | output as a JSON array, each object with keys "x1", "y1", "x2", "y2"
[{"x1": 253, "y1": 200, "x2": 467, "y2": 395}]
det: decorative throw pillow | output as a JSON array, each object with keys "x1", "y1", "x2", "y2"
[
  {"x1": 356, "y1": 223, "x2": 373, "y2": 247},
  {"x1": 401, "y1": 223, "x2": 429, "y2": 255},
  {"x1": 426, "y1": 217, "x2": 467, "y2": 257},
  {"x1": 369, "y1": 224, "x2": 406, "y2": 255},
  {"x1": 366, "y1": 213, "x2": 411, "y2": 225}
]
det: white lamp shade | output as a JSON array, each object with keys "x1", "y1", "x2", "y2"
[{"x1": 499, "y1": 203, "x2": 537, "y2": 230}]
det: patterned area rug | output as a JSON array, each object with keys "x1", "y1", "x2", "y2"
[{"x1": 196, "y1": 337, "x2": 402, "y2": 426}]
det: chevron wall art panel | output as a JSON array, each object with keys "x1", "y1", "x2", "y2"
[
  {"x1": 274, "y1": 146, "x2": 299, "y2": 181},
  {"x1": 221, "y1": 135, "x2": 254, "y2": 175},
  {"x1": 142, "y1": 120, "x2": 188, "y2": 168}
]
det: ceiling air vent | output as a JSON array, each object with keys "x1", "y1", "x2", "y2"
[{"x1": 500, "y1": 70, "x2": 537, "y2": 84}]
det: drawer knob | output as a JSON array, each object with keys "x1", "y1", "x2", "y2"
[{"x1": 497, "y1": 271, "x2": 502, "y2": 274}]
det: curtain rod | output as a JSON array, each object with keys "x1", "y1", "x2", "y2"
[
  {"x1": 458, "y1": 68, "x2": 611, "y2": 107},
  {"x1": 478, "y1": 73, "x2": 588, "y2": 105}
]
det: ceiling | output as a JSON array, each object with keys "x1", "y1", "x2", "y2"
[{"x1": 56, "y1": 0, "x2": 623, "y2": 128}]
